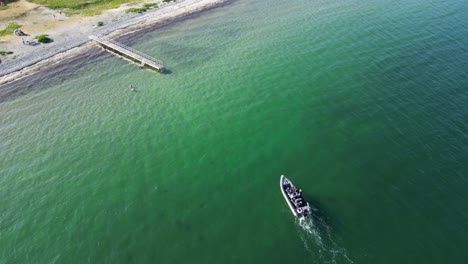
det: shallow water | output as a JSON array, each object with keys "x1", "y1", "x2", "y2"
[{"x1": 1, "y1": 0, "x2": 468, "y2": 263}]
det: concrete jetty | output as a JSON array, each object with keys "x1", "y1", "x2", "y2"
[{"x1": 89, "y1": 35, "x2": 164, "y2": 72}]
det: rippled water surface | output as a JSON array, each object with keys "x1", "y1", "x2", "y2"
[{"x1": 1, "y1": 0, "x2": 467, "y2": 263}]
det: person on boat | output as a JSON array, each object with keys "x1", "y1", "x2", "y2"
[
  {"x1": 294, "y1": 198, "x2": 302, "y2": 206},
  {"x1": 291, "y1": 189, "x2": 301, "y2": 198}
]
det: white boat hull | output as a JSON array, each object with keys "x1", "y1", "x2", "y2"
[{"x1": 280, "y1": 175, "x2": 311, "y2": 218}]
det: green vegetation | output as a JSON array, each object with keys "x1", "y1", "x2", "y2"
[
  {"x1": 97, "y1": 21, "x2": 104, "y2": 26},
  {"x1": 0, "y1": 0, "x2": 18, "y2": 10},
  {"x1": 35, "y1": 34, "x2": 53, "y2": 43},
  {"x1": 0, "y1": 50, "x2": 14, "y2": 56},
  {"x1": 163, "y1": 0, "x2": 176, "y2": 3},
  {"x1": 125, "y1": 7, "x2": 146, "y2": 13},
  {"x1": 0, "y1": 22, "x2": 22, "y2": 37},
  {"x1": 27, "y1": 0, "x2": 139, "y2": 16},
  {"x1": 125, "y1": 2, "x2": 158, "y2": 13},
  {"x1": 143, "y1": 3, "x2": 158, "y2": 9},
  {"x1": 17, "y1": 1, "x2": 165, "y2": 16}
]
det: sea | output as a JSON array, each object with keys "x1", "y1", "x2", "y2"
[{"x1": 1, "y1": 0, "x2": 467, "y2": 263}]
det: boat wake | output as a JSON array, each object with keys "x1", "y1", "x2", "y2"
[{"x1": 296, "y1": 215, "x2": 353, "y2": 264}]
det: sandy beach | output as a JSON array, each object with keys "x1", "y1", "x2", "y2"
[{"x1": 0, "y1": 0, "x2": 230, "y2": 85}]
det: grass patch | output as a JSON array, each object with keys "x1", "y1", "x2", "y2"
[
  {"x1": 163, "y1": 0, "x2": 176, "y2": 3},
  {"x1": 0, "y1": 22, "x2": 22, "y2": 37},
  {"x1": 125, "y1": 7, "x2": 146, "y2": 13},
  {"x1": 97, "y1": 21, "x2": 104, "y2": 26},
  {"x1": 35, "y1": 34, "x2": 53, "y2": 43},
  {"x1": 0, "y1": 50, "x2": 14, "y2": 56},
  {"x1": 27, "y1": 0, "x2": 140, "y2": 16},
  {"x1": 126, "y1": 2, "x2": 158, "y2": 13},
  {"x1": 0, "y1": 0, "x2": 19, "y2": 10},
  {"x1": 143, "y1": 3, "x2": 158, "y2": 9}
]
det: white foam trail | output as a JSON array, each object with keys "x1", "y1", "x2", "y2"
[{"x1": 296, "y1": 215, "x2": 353, "y2": 264}]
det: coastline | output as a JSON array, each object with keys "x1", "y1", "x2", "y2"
[{"x1": 0, "y1": 0, "x2": 231, "y2": 86}]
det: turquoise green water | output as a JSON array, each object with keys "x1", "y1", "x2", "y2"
[{"x1": 1, "y1": 0, "x2": 468, "y2": 263}]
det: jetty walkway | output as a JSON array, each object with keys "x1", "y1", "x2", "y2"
[{"x1": 89, "y1": 35, "x2": 164, "y2": 72}]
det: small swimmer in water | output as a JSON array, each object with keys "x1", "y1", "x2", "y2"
[{"x1": 130, "y1": 84, "x2": 137, "y2": 92}]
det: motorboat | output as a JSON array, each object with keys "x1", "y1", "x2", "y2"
[{"x1": 280, "y1": 175, "x2": 311, "y2": 218}]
